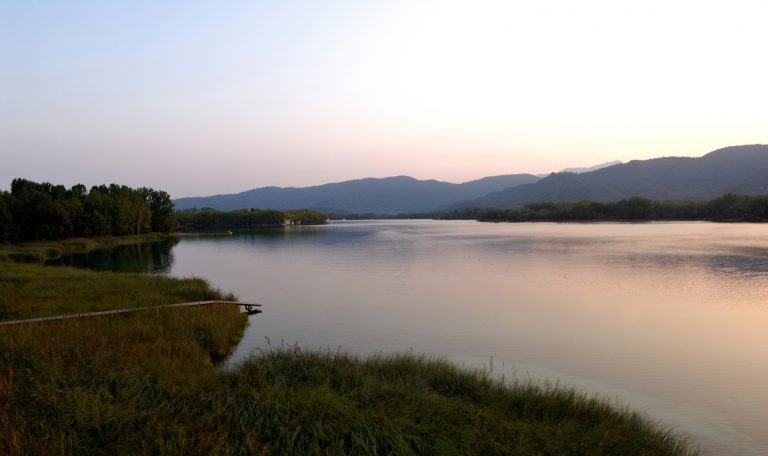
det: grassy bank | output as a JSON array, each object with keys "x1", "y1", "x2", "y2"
[
  {"x1": 226, "y1": 350, "x2": 697, "y2": 455},
  {"x1": 0, "y1": 233, "x2": 172, "y2": 263},
  {"x1": 0, "y1": 262, "x2": 236, "y2": 320},
  {"x1": 0, "y1": 260, "x2": 698, "y2": 455},
  {"x1": 0, "y1": 262, "x2": 248, "y2": 454},
  {"x1": 0, "y1": 342, "x2": 698, "y2": 454}
]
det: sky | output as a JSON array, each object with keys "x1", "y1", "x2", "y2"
[{"x1": 1, "y1": 0, "x2": 767, "y2": 198}]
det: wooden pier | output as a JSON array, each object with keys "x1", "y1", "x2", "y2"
[{"x1": 0, "y1": 300, "x2": 262, "y2": 326}]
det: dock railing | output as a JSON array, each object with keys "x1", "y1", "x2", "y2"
[{"x1": 0, "y1": 301, "x2": 262, "y2": 326}]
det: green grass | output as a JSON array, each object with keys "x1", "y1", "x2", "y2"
[
  {"x1": 0, "y1": 262, "x2": 248, "y2": 454},
  {"x1": 0, "y1": 262, "x2": 236, "y2": 319},
  {"x1": 224, "y1": 349, "x2": 698, "y2": 455},
  {"x1": 0, "y1": 262, "x2": 699, "y2": 455}
]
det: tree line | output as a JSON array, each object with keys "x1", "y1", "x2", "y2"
[
  {"x1": 0, "y1": 178, "x2": 174, "y2": 242},
  {"x1": 453, "y1": 194, "x2": 768, "y2": 222},
  {"x1": 175, "y1": 208, "x2": 327, "y2": 231}
]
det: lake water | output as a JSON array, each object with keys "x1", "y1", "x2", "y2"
[{"x1": 56, "y1": 221, "x2": 768, "y2": 455}]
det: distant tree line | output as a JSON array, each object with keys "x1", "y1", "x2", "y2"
[
  {"x1": 326, "y1": 212, "x2": 436, "y2": 220},
  {"x1": 175, "y1": 208, "x2": 327, "y2": 231},
  {"x1": 451, "y1": 194, "x2": 768, "y2": 222},
  {"x1": 0, "y1": 178, "x2": 174, "y2": 242}
]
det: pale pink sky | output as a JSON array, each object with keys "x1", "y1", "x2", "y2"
[{"x1": 2, "y1": 0, "x2": 766, "y2": 197}]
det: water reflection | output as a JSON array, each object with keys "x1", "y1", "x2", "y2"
[
  {"x1": 50, "y1": 221, "x2": 768, "y2": 456},
  {"x1": 168, "y1": 221, "x2": 768, "y2": 456},
  {"x1": 48, "y1": 237, "x2": 178, "y2": 273}
]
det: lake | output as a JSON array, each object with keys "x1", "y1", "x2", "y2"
[{"x1": 54, "y1": 220, "x2": 768, "y2": 455}]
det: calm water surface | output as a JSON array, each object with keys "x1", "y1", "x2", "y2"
[{"x1": 69, "y1": 221, "x2": 768, "y2": 455}]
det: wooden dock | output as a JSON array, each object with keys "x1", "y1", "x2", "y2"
[{"x1": 0, "y1": 301, "x2": 262, "y2": 326}]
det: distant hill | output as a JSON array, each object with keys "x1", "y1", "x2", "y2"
[
  {"x1": 464, "y1": 145, "x2": 768, "y2": 208},
  {"x1": 173, "y1": 174, "x2": 541, "y2": 213},
  {"x1": 560, "y1": 160, "x2": 622, "y2": 174}
]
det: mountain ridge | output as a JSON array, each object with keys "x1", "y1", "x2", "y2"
[
  {"x1": 462, "y1": 145, "x2": 768, "y2": 208},
  {"x1": 173, "y1": 174, "x2": 541, "y2": 213},
  {"x1": 559, "y1": 160, "x2": 622, "y2": 174},
  {"x1": 174, "y1": 145, "x2": 768, "y2": 213}
]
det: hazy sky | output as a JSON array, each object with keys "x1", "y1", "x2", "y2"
[{"x1": 2, "y1": 0, "x2": 767, "y2": 197}]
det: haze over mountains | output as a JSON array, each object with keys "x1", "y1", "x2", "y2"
[
  {"x1": 174, "y1": 145, "x2": 768, "y2": 213},
  {"x1": 559, "y1": 160, "x2": 623, "y2": 174}
]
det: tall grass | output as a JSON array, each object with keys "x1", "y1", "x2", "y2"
[
  {"x1": 0, "y1": 262, "x2": 248, "y2": 454},
  {"x1": 0, "y1": 341, "x2": 698, "y2": 455},
  {"x1": 0, "y1": 263, "x2": 235, "y2": 319},
  {"x1": 225, "y1": 349, "x2": 698, "y2": 455}
]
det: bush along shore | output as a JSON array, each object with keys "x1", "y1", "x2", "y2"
[
  {"x1": 174, "y1": 207, "x2": 328, "y2": 231},
  {"x1": 0, "y1": 232, "x2": 698, "y2": 455},
  {"x1": 467, "y1": 194, "x2": 768, "y2": 223}
]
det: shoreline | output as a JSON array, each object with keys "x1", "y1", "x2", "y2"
[
  {"x1": 0, "y1": 233, "x2": 173, "y2": 263},
  {"x1": 0, "y1": 238, "x2": 699, "y2": 455}
]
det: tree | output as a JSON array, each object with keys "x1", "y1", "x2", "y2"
[
  {"x1": 146, "y1": 189, "x2": 175, "y2": 232},
  {"x1": 708, "y1": 194, "x2": 749, "y2": 220},
  {"x1": 0, "y1": 191, "x2": 15, "y2": 242},
  {"x1": 84, "y1": 187, "x2": 113, "y2": 236},
  {"x1": 2, "y1": 178, "x2": 181, "y2": 241}
]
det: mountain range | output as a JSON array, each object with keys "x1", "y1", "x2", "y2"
[
  {"x1": 173, "y1": 174, "x2": 541, "y2": 213},
  {"x1": 465, "y1": 145, "x2": 768, "y2": 209},
  {"x1": 174, "y1": 145, "x2": 768, "y2": 213}
]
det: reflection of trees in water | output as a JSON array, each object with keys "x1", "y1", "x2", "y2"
[
  {"x1": 184, "y1": 227, "x2": 331, "y2": 249},
  {"x1": 239, "y1": 227, "x2": 325, "y2": 241},
  {"x1": 47, "y1": 238, "x2": 179, "y2": 273},
  {"x1": 134, "y1": 238, "x2": 178, "y2": 273},
  {"x1": 479, "y1": 236, "x2": 768, "y2": 278}
]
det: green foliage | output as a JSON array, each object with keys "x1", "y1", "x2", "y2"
[
  {"x1": 330, "y1": 193, "x2": 768, "y2": 222},
  {"x1": 0, "y1": 192, "x2": 16, "y2": 241},
  {"x1": 0, "y1": 179, "x2": 176, "y2": 243},
  {"x1": 463, "y1": 194, "x2": 768, "y2": 222},
  {"x1": 175, "y1": 208, "x2": 327, "y2": 231},
  {"x1": 284, "y1": 208, "x2": 328, "y2": 225}
]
